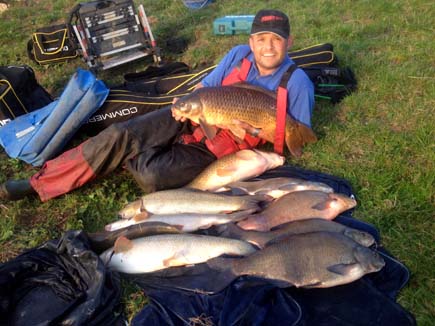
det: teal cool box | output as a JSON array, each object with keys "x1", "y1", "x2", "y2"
[{"x1": 213, "y1": 15, "x2": 255, "y2": 35}]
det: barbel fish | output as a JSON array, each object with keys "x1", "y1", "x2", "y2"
[
  {"x1": 100, "y1": 234, "x2": 256, "y2": 274},
  {"x1": 118, "y1": 188, "x2": 267, "y2": 219},
  {"x1": 105, "y1": 209, "x2": 255, "y2": 232},
  {"x1": 187, "y1": 149, "x2": 284, "y2": 192},
  {"x1": 221, "y1": 177, "x2": 334, "y2": 198}
]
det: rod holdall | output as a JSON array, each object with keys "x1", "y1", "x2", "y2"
[
  {"x1": 0, "y1": 65, "x2": 53, "y2": 127},
  {"x1": 27, "y1": 23, "x2": 78, "y2": 65}
]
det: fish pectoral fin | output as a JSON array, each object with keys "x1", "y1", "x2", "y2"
[
  {"x1": 216, "y1": 166, "x2": 239, "y2": 177},
  {"x1": 199, "y1": 117, "x2": 217, "y2": 140},
  {"x1": 301, "y1": 281, "x2": 323, "y2": 289},
  {"x1": 199, "y1": 223, "x2": 213, "y2": 229},
  {"x1": 163, "y1": 252, "x2": 188, "y2": 267},
  {"x1": 172, "y1": 224, "x2": 185, "y2": 231},
  {"x1": 114, "y1": 236, "x2": 133, "y2": 253},
  {"x1": 228, "y1": 126, "x2": 246, "y2": 143},
  {"x1": 311, "y1": 201, "x2": 329, "y2": 210},
  {"x1": 312, "y1": 198, "x2": 338, "y2": 211},
  {"x1": 327, "y1": 263, "x2": 361, "y2": 275},
  {"x1": 133, "y1": 211, "x2": 149, "y2": 221},
  {"x1": 267, "y1": 279, "x2": 293, "y2": 288}
]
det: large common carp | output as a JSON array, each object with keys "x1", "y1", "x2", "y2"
[
  {"x1": 171, "y1": 84, "x2": 317, "y2": 157},
  {"x1": 100, "y1": 234, "x2": 256, "y2": 274},
  {"x1": 207, "y1": 231, "x2": 385, "y2": 288},
  {"x1": 237, "y1": 190, "x2": 357, "y2": 231},
  {"x1": 218, "y1": 218, "x2": 375, "y2": 249},
  {"x1": 187, "y1": 149, "x2": 284, "y2": 191},
  {"x1": 118, "y1": 188, "x2": 267, "y2": 219}
]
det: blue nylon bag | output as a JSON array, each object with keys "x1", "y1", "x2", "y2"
[{"x1": 0, "y1": 69, "x2": 109, "y2": 166}]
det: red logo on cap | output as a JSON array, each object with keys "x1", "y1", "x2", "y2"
[{"x1": 261, "y1": 15, "x2": 284, "y2": 23}]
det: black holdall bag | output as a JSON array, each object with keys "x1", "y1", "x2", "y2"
[
  {"x1": 27, "y1": 23, "x2": 78, "y2": 65},
  {"x1": 0, "y1": 65, "x2": 53, "y2": 127},
  {"x1": 76, "y1": 63, "x2": 211, "y2": 136},
  {"x1": 78, "y1": 88, "x2": 192, "y2": 136},
  {"x1": 77, "y1": 43, "x2": 357, "y2": 136}
]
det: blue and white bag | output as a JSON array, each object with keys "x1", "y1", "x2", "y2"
[{"x1": 0, "y1": 69, "x2": 109, "y2": 166}]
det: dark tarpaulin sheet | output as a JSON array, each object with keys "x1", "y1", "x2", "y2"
[
  {"x1": 0, "y1": 230, "x2": 124, "y2": 326},
  {"x1": 129, "y1": 165, "x2": 416, "y2": 326}
]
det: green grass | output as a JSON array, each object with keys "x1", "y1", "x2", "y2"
[{"x1": 1, "y1": 0, "x2": 434, "y2": 324}]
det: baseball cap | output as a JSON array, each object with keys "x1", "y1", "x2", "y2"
[{"x1": 250, "y1": 9, "x2": 290, "y2": 39}]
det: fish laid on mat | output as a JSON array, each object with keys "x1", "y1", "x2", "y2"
[
  {"x1": 218, "y1": 218, "x2": 375, "y2": 249},
  {"x1": 105, "y1": 209, "x2": 255, "y2": 232},
  {"x1": 237, "y1": 190, "x2": 357, "y2": 231},
  {"x1": 207, "y1": 231, "x2": 385, "y2": 288},
  {"x1": 221, "y1": 177, "x2": 333, "y2": 198},
  {"x1": 187, "y1": 149, "x2": 284, "y2": 192},
  {"x1": 100, "y1": 234, "x2": 256, "y2": 274},
  {"x1": 118, "y1": 188, "x2": 268, "y2": 219},
  {"x1": 88, "y1": 222, "x2": 181, "y2": 253}
]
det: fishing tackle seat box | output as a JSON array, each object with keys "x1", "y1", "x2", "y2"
[{"x1": 69, "y1": 0, "x2": 158, "y2": 71}]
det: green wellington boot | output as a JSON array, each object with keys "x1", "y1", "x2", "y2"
[{"x1": 0, "y1": 179, "x2": 36, "y2": 201}]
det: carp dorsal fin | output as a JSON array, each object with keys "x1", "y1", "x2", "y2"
[
  {"x1": 133, "y1": 211, "x2": 149, "y2": 221},
  {"x1": 114, "y1": 236, "x2": 133, "y2": 253},
  {"x1": 230, "y1": 82, "x2": 276, "y2": 99}
]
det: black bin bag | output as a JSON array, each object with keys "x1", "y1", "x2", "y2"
[
  {"x1": 0, "y1": 230, "x2": 124, "y2": 326},
  {"x1": 128, "y1": 165, "x2": 416, "y2": 326}
]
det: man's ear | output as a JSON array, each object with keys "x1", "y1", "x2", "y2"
[
  {"x1": 287, "y1": 36, "x2": 294, "y2": 50},
  {"x1": 249, "y1": 36, "x2": 254, "y2": 51}
]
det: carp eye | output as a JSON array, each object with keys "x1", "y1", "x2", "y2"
[{"x1": 179, "y1": 102, "x2": 192, "y2": 112}]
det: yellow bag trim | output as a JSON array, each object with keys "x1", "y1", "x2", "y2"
[
  {"x1": 107, "y1": 92, "x2": 191, "y2": 100},
  {"x1": 1, "y1": 98, "x2": 16, "y2": 118},
  {"x1": 0, "y1": 79, "x2": 28, "y2": 116},
  {"x1": 105, "y1": 99, "x2": 175, "y2": 106},
  {"x1": 32, "y1": 28, "x2": 68, "y2": 55},
  {"x1": 32, "y1": 53, "x2": 78, "y2": 64},
  {"x1": 166, "y1": 65, "x2": 216, "y2": 95},
  {"x1": 291, "y1": 51, "x2": 335, "y2": 67}
]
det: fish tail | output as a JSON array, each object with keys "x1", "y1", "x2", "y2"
[
  {"x1": 206, "y1": 257, "x2": 239, "y2": 290},
  {"x1": 240, "y1": 194, "x2": 273, "y2": 212},
  {"x1": 285, "y1": 123, "x2": 317, "y2": 157},
  {"x1": 218, "y1": 223, "x2": 270, "y2": 249}
]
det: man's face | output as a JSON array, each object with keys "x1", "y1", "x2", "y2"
[{"x1": 249, "y1": 32, "x2": 292, "y2": 76}]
